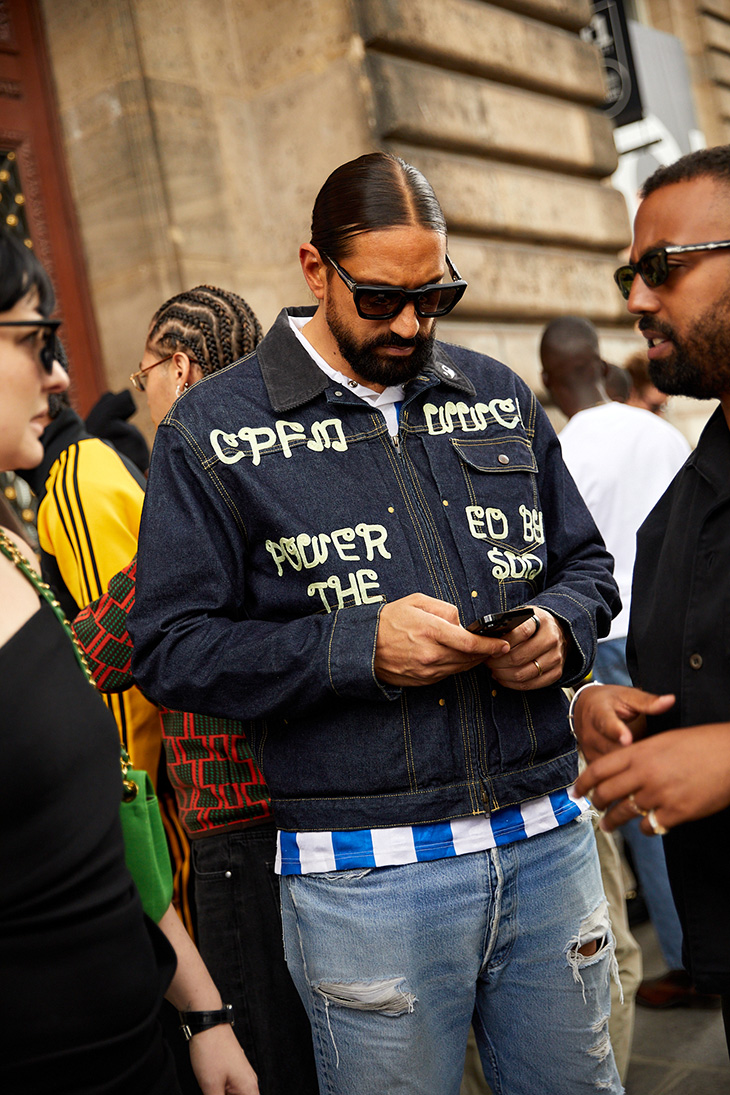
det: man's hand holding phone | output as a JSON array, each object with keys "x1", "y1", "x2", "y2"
[
  {"x1": 374, "y1": 593, "x2": 510, "y2": 688},
  {"x1": 467, "y1": 607, "x2": 535, "y2": 637},
  {"x1": 477, "y1": 606, "x2": 568, "y2": 691},
  {"x1": 374, "y1": 597, "x2": 567, "y2": 691}
]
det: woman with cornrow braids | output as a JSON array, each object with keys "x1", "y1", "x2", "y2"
[
  {"x1": 74, "y1": 286, "x2": 320, "y2": 1095},
  {"x1": 142, "y1": 286, "x2": 263, "y2": 423}
]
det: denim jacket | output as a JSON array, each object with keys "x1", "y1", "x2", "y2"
[{"x1": 131, "y1": 307, "x2": 619, "y2": 832}]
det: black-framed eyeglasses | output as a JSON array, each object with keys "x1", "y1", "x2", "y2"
[
  {"x1": 0, "y1": 318, "x2": 61, "y2": 374},
  {"x1": 129, "y1": 353, "x2": 174, "y2": 392},
  {"x1": 322, "y1": 252, "x2": 468, "y2": 320},
  {"x1": 614, "y1": 239, "x2": 730, "y2": 300}
]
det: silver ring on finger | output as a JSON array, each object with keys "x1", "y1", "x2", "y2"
[
  {"x1": 647, "y1": 808, "x2": 668, "y2": 836},
  {"x1": 533, "y1": 658, "x2": 543, "y2": 677},
  {"x1": 530, "y1": 613, "x2": 541, "y2": 635}
]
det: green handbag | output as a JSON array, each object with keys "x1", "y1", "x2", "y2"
[
  {"x1": 0, "y1": 530, "x2": 173, "y2": 922},
  {"x1": 120, "y1": 747, "x2": 173, "y2": 922}
]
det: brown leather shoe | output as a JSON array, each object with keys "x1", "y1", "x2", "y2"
[{"x1": 636, "y1": 969, "x2": 722, "y2": 1010}]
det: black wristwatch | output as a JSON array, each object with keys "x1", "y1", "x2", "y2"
[{"x1": 179, "y1": 1003, "x2": 235, "y2": 1041}]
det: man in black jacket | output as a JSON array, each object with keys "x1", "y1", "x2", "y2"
[{"x1": 574, "y1": 145, "x2": 730, "y2": 1052}]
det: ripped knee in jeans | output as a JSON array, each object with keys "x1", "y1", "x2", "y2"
[
  {"x1": 313, "y1": 978, "x2": 417, "y2": 1067},
  {"x1": 565, "y1": 898, "x2": 621, "y2": 1004},
  {"x1": 315, "y1": 977, "x2": 416, "y2": 1017}
]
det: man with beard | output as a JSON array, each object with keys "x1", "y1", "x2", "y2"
[
  {"x1": 130, "y1": 153, "x2": 622, "y2": 1094},
  {"x1": 573, "y1": 145, "x2": 730, "y2": 1054},
  {"x1": 540, "y1": 317, "x2": 694, "y2": 1023}
]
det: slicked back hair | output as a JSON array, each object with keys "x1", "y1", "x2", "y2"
[
  {"x1": 147, "y1": 285, "x2": 263, "y2": 377},
  {"x1": 0, "y1": 230, "x2": 55, "y2": 316},
  {"x1": 310, "y1": 152, "x2": 447, "y2": 261},
  {"x1": 640, "y1": 145, "x2": 730, "y2": 200}
]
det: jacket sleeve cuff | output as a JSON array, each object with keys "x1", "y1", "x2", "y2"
[
  {"x1": 327, "y1": 601, "x2": 401, "y2": 702},
  {"x1": 528, "y1": 595, "x2": 596, "y2": 688}
]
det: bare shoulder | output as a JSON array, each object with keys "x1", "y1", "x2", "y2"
[{"x1": 0, "y1": 527, "x2": 42, "y2": 649}]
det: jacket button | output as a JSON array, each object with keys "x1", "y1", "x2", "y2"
[
  {"x1": 438, "y1": 698, "x2": 446, "y2": 706},
  {"x1": 491, "y1": 689, "x2": 497, "y2": 697},
  {"x1": 498, "y1": 454, "x2": 509, "y2": 464},
  {"x1": 442, "y1": 499, "x2": 449, "y2": 506},
  {"x1": 689, "y1": 653, "x2": 703, "y2": 670},
  {"x1": 224, "y1": 871, "x2": 232, "y2": 879}
]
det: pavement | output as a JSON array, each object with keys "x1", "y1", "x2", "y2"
[{"x1": 626, "y1": 921, "x2": 729, "y2": 1094}]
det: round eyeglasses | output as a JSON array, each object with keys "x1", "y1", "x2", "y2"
[{"x1": 129, "y1": 353, "x2": 174, "y2": 392}]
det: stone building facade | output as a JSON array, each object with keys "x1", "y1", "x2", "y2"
[{"x1": 17, "y1": 0, "x2": 730, "y2": 436}]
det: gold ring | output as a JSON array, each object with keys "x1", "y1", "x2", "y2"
[
  {"x1": 628, "y1": 794, "x2": 648, "y2": 818},
  {"x1": 647, "y1": 809, "x2": 668, "y2": 836},
  {"x1": 533, "y1": 659, "x2": 543, "y2": 677}
]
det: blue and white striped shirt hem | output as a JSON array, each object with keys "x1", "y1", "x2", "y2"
[{"x1": 276, "y1": 786, "x2": 588, "y2": 875}]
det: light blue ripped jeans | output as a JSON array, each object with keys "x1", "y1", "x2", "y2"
[{"x1": 280, "y1": 816, "x2": 623, "y2": 1095}]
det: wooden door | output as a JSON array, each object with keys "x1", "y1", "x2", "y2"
[{"x1": 0, "y1": 0, "x2": 103, "y2": 412}]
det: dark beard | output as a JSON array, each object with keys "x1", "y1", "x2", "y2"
[
  {"x1": 640, "y1": 312, "x2": 730, "y2": 399},
  {"x1": 326, "y1": 303, "x2": 436, "y2": 387}
]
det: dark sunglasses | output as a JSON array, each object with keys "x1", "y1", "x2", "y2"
[
  {"x1": 323, "y1": 252, "x2": 468, "y2": 320},
  {"x1": 0, "y1": 317, "x2": 61, "y2": 373},
  {"x1": 614, "y1": 239, "x2": 730, "y2": 300}
]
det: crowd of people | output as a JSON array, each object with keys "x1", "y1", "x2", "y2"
[{"x1": 2, "y1": 142, "x2": 730, "y2": 1095}]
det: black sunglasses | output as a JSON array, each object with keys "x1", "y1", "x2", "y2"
[
  {"x1": 614, "y1": 239, "x2": 730, "y2": 300},
  {"x1": 322, "y1": 252, "x2": 467, "y2": 320},
  {"x1": 0, "y1": 317, "x2": 61, "y2": 374}
]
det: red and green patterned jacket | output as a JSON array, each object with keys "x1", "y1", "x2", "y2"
[{"x1": 73, "y1": 556, "x2": 272, "y2": 838}]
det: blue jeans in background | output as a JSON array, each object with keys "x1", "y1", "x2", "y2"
[
  {"x1": 593, "y1": 638, "x2": 684, "y2": 971},
  {"x1": 281, "y1": 818, "x2": 622, "y2": 1095},
  {"x1": 593, "y1": 638, "x2": 633, "y2": 687}
]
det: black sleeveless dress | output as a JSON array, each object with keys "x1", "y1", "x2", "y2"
[{"x1": 0, "y1": 600, "x2": 180, "y2": 1094}]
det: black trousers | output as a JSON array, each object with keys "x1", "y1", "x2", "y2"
[
  {"x1": 663, "y1": 811, "x2": 730, "y2": 995},
  {"x1": 192, "y1": 823, "x2": 319, "y2": 1095}
]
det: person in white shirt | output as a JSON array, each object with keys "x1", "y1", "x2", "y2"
[{"x1": 541, "y1": 317, "x2": 689, "y2": 680}]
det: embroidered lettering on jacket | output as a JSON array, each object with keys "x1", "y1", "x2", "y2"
[
  {"x1": 465, "y1": 505, "x2": 544, "y2": 546},
  {"x1": 465, "y1": 506, "x2": 545, "y2": 580},
  {"x1": 265, "y1": 523, "x2": 391, "y2": 612},
  {"x1": 265, "y1": 523, "x2": 391, "y2": 576},
  {"x1": 210, "y1": 417, "x2": 348, "y2": 466},
  {"x1": 519, "y1": 505, "x2": 545, "y2": 545},
  {"x1": 488, "y1": 547, "x2": 543, "y2": 581},
  {"x1": 307, "y1": 570, "x2": 383, "y2": 612},
  {"x1": 423, "y1": 399, "x2": 522, "y2": 435}
]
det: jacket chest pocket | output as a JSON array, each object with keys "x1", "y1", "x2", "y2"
[{"x1": 450, "y1": 437, "x2": 546, "y2": 590}]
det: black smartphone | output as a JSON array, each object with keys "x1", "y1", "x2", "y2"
[{"x1": 467, "y1": 607, "x2": 534, "y2": 637}]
